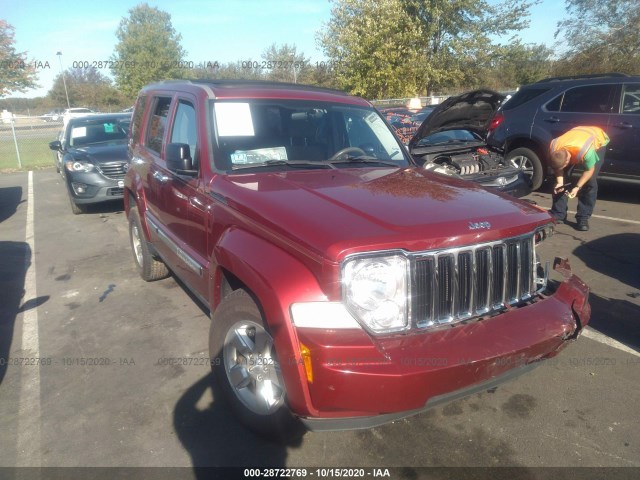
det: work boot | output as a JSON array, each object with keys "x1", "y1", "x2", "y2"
[{"x1": 576, "y1": 219, "x2": 589, "y2": 231}]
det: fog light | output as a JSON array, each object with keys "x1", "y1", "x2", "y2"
[{"x1": 72, "y1": 182, "x2": 88, "y2": 195}]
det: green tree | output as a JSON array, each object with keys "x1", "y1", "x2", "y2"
[
  {"x1": 555, "y1": 0, "x2": 640, "y2": 74},
  {"x1": 491, "y1": 42, "x2": 553, "y2": 87},
  {"x1": 0, "y1": 19, "x2": 38, "y2": 97},
  {"x1": 189, "y1": 60, "x2": 265, "y2": 81},
  {"x1": 402, "y1": 0, "x2": 539, "y2": 93},
  {"x1": 111, "y1": 3, "x2": 186, "y2": 99},
  {"x1": 318, "y1": 0, "x2": 425, "y2": 99},
  {"x1": 318, "y1": 0, "x2": 537, "y2": 98},
  {"x1": 261, "y1": 43, "x2": 312, "y2": 83},
  {"x1": 48, "y1": 67, "x2": 127, "y2": 110}
]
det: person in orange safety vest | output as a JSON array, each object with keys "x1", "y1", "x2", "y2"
[{"x1": 548, "y1": 126, "x2": 609, "y2": 232}]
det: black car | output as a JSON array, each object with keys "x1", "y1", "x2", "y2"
[
  {"x1": 49, "y1": 113, "x2": 131, "y2": 214},
  {"x1": 486, "y1": 73, "x2": 640, "y2": 190},
  {"x1": 407, "y1": 89, "x2": 531, "y2": 198}
]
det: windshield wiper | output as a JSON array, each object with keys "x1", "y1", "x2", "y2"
[
  {"x1": 328, "y1": 156, "x2": 399, "y2": 167},
  {"x1": 231, "y1": 159, "x2": 336, "y2": 171}
]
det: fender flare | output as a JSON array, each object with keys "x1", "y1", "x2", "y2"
[
  {"x1": 124, "y1": 172, "x2": 151, "y2": 241},
  {"x1": 213, "y1": 227, "x2": 329, "y2": 417}
]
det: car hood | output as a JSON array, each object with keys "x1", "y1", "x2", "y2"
[
  {"x1": 408, "y1": 89, "x2": 505, "y2": 148},
  {"x1": 213, "y1": 167, "x2": 550, "y2": 262},
  {"x1": 67, "y1": 142, "x2": 128, "y2": 164}
]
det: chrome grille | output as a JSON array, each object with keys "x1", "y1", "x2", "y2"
[
  {"x1": 412, "y1": 235, "x2": 535, "y2": 328},
  {"x1": 98, "y1": 162, "x2": 127, "y2": 180}
]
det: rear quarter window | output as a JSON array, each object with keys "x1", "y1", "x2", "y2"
[{"x1": 501, "y1": 88, "x2": 551, "y2": 111}]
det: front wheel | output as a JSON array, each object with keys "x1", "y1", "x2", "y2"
[
  {"x1": 68, "y1": 193, "x2": 86, "y2": 215},
  {"x1": 210, "y1": 289, "x2": 304, "y2": 441},
  {"x1": 506, "y1": 147, "x2": 544, "y2": 191}
]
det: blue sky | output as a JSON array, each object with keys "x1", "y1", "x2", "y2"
[{"x1": 4, "y1": 0, "x2": 567, "y2": 98}]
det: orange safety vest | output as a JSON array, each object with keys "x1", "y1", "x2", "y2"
[{"x1": 549, "y1": 126, "x2": 609, "y2": 165}]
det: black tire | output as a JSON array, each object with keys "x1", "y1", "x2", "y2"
[
  {"x1": 209, "y1": 289, "x2": 304, "y2": 442},
  {"x1": 128, "y1": 207, "x2": 169, "y2": 281},
  {"x1": 69, "y1": 194, "x2": 86, "y2": 215},
  {"x1": 506, "y1": 147, "x2": 544, "y2": 191}
]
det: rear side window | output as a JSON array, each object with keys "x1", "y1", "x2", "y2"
[
  {"x1": 547, "y1": 85, "x2": 616, "y2": 113},
  {"x1": 621, "y1": 84, "x2": 640, "y2": 114},
  {"x1": 146, "y1": 96, "x2": 172, "y2": 154},
  {"x1": 500, "y1": 87, "x2": 550, "y2": 111}
]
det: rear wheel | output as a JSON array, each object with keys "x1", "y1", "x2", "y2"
[
  {"x1": 209, "y1": 289, "x2": 304, "y2": 441},
  {"x1": 128, "y1": 207, "x2": 169, "y2": 281},
  {"x1": 506, "y1": 147, "x2": 543, "y2": 191}
]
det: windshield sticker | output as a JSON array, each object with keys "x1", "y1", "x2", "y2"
[
  {"x1": 215, "y1": 103, "x2": 255, "y2": 137},
  {"x1": 104, "y1": 123, "x2": 115, "y2": 133},
  {"x1": 71, "y1": 127, "x2": 87, "y2": 138},
  {"x1": 231, "y1": 147, "x2": 288, "y2": 165},
  {"x1": 365, "y1": 112, "x2": 403, "y2": 158}
]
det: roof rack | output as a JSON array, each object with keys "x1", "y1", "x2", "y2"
[
  {"x1": 153, "y1": 79, "x2": 349, "y2": 95},
  {"x1": 536, "y1": 73, "x2": 629, "y2": 83}
]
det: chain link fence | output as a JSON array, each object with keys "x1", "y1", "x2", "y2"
[{"x1": 0, "y1": 111, "x2": 61, "y2": 171}]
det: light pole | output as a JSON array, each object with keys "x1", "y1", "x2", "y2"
[{"x1": 56, "y1": 51, "x2": 71, "y2": 108}]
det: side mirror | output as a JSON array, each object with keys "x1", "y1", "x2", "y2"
[
  {"x1": 49, "y1": 140, "x2": 62, "y2": 151},
  {"x1": 166, "y1": 143, "x2": 197, "y2": 176}
]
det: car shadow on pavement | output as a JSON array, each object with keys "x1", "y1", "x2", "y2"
[
  {"x1": 587, "y1": 293, "x2": 640, "y2": 354},
  {"x1": 573, "y1": 233, "x2": 640, "y2": 291},
  {"x1": 81, "y1": 199, "x2": 125, "y2": 215},
  {"x1": 173, "y1": 373, "x2": 302, "y2": 475},
  {"x1": 0, "y1": 241, "x2": 28, "y2": 385},
  {"x1": 0, "y1": 186, "x2": 24, "y2": 224},
  {"x1": 572, "y1": 233, "x2": 640, "y2": 352}
]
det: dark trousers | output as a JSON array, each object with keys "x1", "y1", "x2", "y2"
[{"x1": 550, "y1": 147, "x2": 604, "y2": 223}]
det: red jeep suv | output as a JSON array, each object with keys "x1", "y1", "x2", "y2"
[{"x1": 124, "y1": 80, "x2": 591, "y2": 439}]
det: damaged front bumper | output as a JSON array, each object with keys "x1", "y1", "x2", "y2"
[{"x1": 294, "y1": 258, "x2": 590, "y2": 431}]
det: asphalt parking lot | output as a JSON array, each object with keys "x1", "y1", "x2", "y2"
[{"x1": 1, "y1": 169, "x2": 639, "y2": 477}]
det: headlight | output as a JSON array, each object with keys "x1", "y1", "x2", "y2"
[
  {"x1": 65, "y1": 160, "x2": 94, "y2": 173},
  {"x1": 342, "y1": 253, "x2": 409, "y2": 334}
]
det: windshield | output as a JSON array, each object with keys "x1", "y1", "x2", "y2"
[
  {"x1": 212, "y1": 100, "x2": 409, "y2": 171},
  {"x1": 68, "y1": 118, "x2": 130, "y2": 147}
]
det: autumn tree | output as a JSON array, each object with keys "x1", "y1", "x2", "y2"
[
  {"x1": 555, "y1": 0, "x2": 640, "y2": 74},
  {"x1": 111, "y1": 3, "x2": 186, "y2": 99},
  {"x1": 0, "y1": 19, "x2": 38, "y2": 97}
]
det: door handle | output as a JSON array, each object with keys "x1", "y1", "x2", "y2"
[
  {"x1": 544, "y1": 116, "x2": 560, "y2": 123},
  {"x1": 615, "y1": 122, "x2": 633, "y2": 129},
  {"x1": 152, "y1": 170, "x2": 170, "y2": 183},
  {"x1": 189, "y1": 196, "x2": 205, "y2": 209}
]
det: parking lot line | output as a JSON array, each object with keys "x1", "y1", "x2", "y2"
[
  {"x1": 583, "y1": 327, "x2": 640, "y2": 358},
  {"x1": 16, "y1": 171, "x2": 42, "y2": 466},
  {"x1": 562, "y1": 208, "x2": 640, "y2": 225}
]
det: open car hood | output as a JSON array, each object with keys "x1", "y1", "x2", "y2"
[{"x1": 408, "y1": 89, "x2": 505, "y2": 148}]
